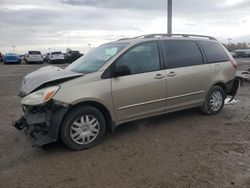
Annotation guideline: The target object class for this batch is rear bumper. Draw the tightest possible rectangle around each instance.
[26,58,43,63]
[4,60,21,64]
[49,59,65,63]
[13,101,70,146]
[26,61,43,64]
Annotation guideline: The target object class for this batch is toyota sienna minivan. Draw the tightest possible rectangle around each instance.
[14,34,239,150]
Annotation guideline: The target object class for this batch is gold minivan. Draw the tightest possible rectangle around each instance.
[14,34,239,150]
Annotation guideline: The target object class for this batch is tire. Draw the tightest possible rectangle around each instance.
[201,86,226,115]
[60,105,106,150]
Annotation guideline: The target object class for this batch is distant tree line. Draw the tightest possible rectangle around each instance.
[223,42,250,52]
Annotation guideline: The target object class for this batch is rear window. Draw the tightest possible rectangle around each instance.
[69,51,80,54]
[29,51,41,55]
[52,52,62,55]
[163,40,203,69]
[5,53,17,56]
[199,41,229,63]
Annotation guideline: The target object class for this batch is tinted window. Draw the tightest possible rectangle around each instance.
[70,51,80,54]
[5,53,18,57]
[199,41,229,63]
[29,51,41,55]
[163,40,203,69]
[116,42,160,74]
[52,52,62,55]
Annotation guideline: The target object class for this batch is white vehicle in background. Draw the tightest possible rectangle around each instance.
[48,51,65,64]
[25,51,43,64]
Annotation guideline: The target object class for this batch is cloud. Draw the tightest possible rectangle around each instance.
[61,0,166,10]
[0,0,250,54]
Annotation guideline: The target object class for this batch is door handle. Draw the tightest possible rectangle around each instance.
[154,74,164,79]
[167,71,177,77]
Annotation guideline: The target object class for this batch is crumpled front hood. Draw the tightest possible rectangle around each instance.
[19,66,83,97]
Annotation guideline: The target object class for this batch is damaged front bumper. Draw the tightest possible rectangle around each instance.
[13,101,70,146]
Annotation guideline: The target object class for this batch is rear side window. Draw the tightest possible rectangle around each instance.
[199,41,229,63]
[163,40,203,69]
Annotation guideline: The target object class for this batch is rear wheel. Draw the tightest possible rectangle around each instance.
[60,105,106,150]
[201,86,226,115]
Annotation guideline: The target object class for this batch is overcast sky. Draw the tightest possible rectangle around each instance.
[0,0,250,54]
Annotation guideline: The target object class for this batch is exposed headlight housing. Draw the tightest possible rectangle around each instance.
[21,86,60,106]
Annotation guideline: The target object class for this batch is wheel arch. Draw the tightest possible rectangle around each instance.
[213,82,227,94]
[63,100,115,132]
[201,81,227,115]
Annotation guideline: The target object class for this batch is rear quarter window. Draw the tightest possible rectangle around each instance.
[199,41,229,63]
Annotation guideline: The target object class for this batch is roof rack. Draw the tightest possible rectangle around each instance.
[117,38,132,41]
[134,33,217,40]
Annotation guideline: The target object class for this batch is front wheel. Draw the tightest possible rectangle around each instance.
[201,86,226,115]
[60,105,106,150]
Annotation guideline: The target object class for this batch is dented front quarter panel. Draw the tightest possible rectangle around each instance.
[14,66,115,146]
[52,71,117,123]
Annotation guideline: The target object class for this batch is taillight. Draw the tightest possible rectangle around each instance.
[230,59,238,70]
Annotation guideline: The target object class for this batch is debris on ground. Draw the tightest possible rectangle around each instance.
[225,98,239,105]
[236,70,250,85]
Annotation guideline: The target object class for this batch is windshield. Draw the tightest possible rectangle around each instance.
[66,43,127,73]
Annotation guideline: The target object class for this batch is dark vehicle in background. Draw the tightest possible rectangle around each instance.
[65,50,83,63]
[232,49,250,58]
[19,55,25,63]
[25,51,43,64]
[48,51,65,64]
[0,52,3,62]
[3,53,21,64]
[43,53,49,63]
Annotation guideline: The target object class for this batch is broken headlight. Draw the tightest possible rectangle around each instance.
[21,86,60,106]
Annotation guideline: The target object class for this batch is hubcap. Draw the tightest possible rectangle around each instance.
[70,115,100,145]
[209,91,223,111]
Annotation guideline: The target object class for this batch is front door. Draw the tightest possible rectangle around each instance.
[111,41,167,122]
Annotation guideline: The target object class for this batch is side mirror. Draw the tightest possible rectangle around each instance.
[113,65,131,77]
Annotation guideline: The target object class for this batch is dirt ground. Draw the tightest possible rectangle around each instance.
[0,59,250,188]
